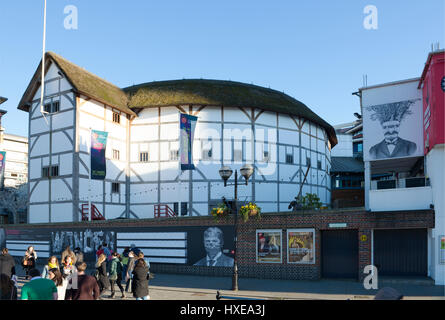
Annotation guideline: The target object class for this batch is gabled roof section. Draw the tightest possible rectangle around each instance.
[18,52,136,116]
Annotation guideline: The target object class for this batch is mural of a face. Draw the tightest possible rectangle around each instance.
[203,228,223,257]
[382,120,400,144]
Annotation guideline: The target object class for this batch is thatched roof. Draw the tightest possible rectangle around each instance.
[18,53,337,146]
[124,79,337,146]
[18,52,136,116]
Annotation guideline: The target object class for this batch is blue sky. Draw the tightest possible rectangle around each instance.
[0,1,443,136]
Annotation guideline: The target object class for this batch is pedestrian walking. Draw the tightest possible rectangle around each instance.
[22,246,37,278]
[72,262,100,300]
[125,251,136,292]
[0,274,17,300]
[121,247,130,280]
[96,245,104,261]
[61,246,77,266]
[0,248,16,279]
[42,256,59,279]
[48,268,68,300]
[109,252,125,298]
[61,255,76,278]
[74,247,84,263]
[95,253,110,296]
[132,254,150,300]
[102,243,112,261]
[21,268,58,300]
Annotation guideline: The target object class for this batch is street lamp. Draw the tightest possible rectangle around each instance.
[218,164,254,291]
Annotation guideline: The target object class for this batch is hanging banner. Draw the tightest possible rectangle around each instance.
[90,130,108,180]
[0,151,6,190]
[180,113,197,170]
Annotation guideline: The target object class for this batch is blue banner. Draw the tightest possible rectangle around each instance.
[180,113,197,170]
[91,130,108,180]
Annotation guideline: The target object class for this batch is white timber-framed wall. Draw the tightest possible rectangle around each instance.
[25,60,332,223]
[129,105,332,219]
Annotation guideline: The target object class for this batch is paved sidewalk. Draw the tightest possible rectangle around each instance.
[14,266,445,300]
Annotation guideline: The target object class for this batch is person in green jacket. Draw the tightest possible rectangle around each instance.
[109,252,125,299]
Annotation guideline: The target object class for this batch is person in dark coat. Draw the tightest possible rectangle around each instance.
[95,253,110,296]
[0,248,16,279]
[22,246,37,277]
[0,274,17,300]
[132,256,150,300]
[125,251,136,292]
[71,262,100,300]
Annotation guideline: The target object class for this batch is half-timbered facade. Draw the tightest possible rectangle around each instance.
[18,52,337,223]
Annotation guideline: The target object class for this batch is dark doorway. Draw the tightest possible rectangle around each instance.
[374,229,427,277]
[321,230,359,279]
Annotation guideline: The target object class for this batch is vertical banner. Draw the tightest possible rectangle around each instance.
[0,151,6,190]
[90,130,108,180]
[180,113,197,170]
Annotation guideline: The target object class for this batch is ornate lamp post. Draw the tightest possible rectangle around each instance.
[219,164,254,291]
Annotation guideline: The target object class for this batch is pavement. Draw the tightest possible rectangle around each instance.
[13,264,445,300]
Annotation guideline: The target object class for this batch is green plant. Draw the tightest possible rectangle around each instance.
[297,193,322,211]
[210,203,231,222]
[239,202,262,222]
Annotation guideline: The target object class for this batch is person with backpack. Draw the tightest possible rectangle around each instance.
[109,252,125,298]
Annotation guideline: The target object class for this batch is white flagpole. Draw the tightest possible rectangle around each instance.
[40,0,49,125]
[89,127,92,221]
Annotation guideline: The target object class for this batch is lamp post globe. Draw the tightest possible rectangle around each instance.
[219,166,233,186]
[240,164,254,184]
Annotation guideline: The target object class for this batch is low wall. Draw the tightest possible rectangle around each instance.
[0,209,434,282]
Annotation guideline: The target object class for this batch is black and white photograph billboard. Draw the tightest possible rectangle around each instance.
[362,81,423,162]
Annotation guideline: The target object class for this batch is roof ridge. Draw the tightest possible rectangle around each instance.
[47,51,124,92]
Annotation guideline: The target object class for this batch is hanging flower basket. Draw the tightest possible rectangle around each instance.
[211,203,231,222]
[239,203,261,222]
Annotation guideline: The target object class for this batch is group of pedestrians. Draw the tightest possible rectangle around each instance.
[0,243,151,300]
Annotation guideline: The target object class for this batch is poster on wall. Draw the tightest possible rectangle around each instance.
[287,229,315,264]
[0,151,6,190]
[91,130,108,180]
[256,229,282,263]
[440,236,445,264]
[363,99,423,161]
[191,226,235,267]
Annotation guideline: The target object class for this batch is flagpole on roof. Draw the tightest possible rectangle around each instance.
[40,0,49,125]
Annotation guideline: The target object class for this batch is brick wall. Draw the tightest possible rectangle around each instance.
[3,208,434,281]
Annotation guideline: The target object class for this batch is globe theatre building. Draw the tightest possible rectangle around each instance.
[18,52,337,223]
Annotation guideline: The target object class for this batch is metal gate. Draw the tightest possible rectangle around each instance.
[321,230,358,279]
[374,229,427,277]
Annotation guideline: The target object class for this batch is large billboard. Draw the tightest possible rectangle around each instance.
[362,81,423,161]
[3,225,235,267]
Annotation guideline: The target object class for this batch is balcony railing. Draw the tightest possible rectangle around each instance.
[371,177,430,190]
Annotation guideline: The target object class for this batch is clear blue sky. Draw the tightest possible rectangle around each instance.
[0,1,443,136]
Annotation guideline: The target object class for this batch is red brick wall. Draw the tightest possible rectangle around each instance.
[4,209,434,281]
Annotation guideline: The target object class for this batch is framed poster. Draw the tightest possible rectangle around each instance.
[287,229,315,264]
[440,236,445,265]
[256,229,282,263]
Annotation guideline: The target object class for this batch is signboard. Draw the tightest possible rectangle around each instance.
[180,113,197,170]
[287,229,315,264]
[363,98,423,161]
[90,130,108,180]
[329,223,347,228]
[0,151,6,190]
[256,229,282,263]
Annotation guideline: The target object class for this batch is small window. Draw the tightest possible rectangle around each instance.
[170,149,179,161]
[112,149,120,160]
[52,101,60,113]
[42,166,50,178]
[306,157,311,167]
[112,112,121,124]
[11,173,18,177]
[111,182,120,194]
[139,152,149,162]
[51,165,59,177]
[43,103,51,113]
[286,154,294,164]
[263,151,270,162]
[202,148,212,160]
[317,160,322,170]
[181,202,188,216]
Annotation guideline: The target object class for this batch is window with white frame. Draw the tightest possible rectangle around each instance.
[111,182,120,193]
[285,147,294,164]
[112,112,121,124]
[139,152,149,162]
[112,149,120,160]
